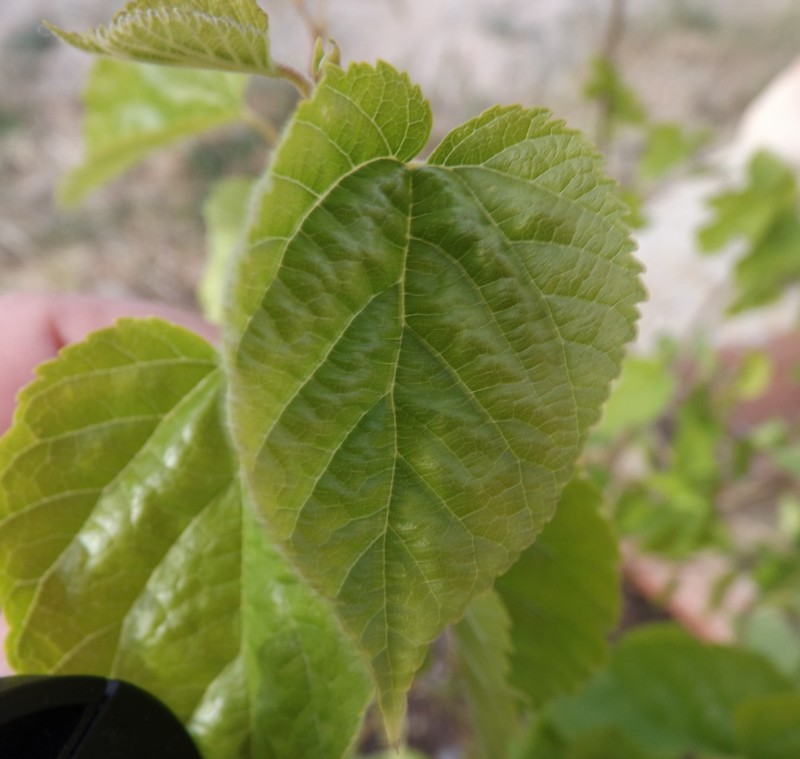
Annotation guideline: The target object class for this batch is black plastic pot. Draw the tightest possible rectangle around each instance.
[0,675,202,758]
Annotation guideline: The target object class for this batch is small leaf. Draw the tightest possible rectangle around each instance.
[729,211,800,313]
[453,590,521,759]
[201,177,254,324]
[224,60,644,737]
[698,150,797,253]
[495,480,620,706]
[583,56,647,126]
[45,0,279,80]
[550,624,793,757]
[0,319,371,759]
[61,58,248,204]
[638,122,707,180]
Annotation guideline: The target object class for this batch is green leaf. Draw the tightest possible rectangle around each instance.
[735,693,800,759]
[61,58,248,204]
[224,60,644,737]
[0,319,371,758]
[453,590,521,759]
[583,56,647,126]
[698,150,797,253]
[638,122,707,181]
[518,721,657,759]
[740,606,800,678]
[45,0,281,81]
[495,480,620,706]
[728,211,800,313]
[594,355,676,439]
[550,624,793,757]
[201,177,254,324]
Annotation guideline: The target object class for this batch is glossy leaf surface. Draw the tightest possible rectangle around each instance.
[224,60,643,735]
[61,58,247,204]
[0,319,370,758]
[495,480,620,706]
[46,0,276,79]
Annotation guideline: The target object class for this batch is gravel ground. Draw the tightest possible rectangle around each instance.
[1,0,798,308]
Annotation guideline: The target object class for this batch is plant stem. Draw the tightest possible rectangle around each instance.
[595,0,627,151]
[274,63,313,98]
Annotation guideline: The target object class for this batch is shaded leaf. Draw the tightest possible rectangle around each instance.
[550,624,792,757]
[0,319,371,759]
[61,58,247,204]
[735,693,800,759]
[46,0,279,80]
[224,60,643,737]
[495,480,620,706]
[453,590,520,759]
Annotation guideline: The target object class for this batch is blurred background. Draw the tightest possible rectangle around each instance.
[1,0,799,340]
[3,0,800,677]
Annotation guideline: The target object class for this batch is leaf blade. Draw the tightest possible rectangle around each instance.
[61,58,247,204]
[453,590,521,759]
[225,61,643,738]
[495,480,621,706]
[45,0,277,79]
[0,318,371,759]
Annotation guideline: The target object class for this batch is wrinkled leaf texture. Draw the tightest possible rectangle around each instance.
[224,60,643,736]
[46,0,275,78]
[0,319,371,759]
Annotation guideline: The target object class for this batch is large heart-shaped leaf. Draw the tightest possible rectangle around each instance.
[224,60,644,736]
[0,319,371,758]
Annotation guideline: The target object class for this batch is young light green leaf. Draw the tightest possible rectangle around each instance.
[61,58,248,204]
[224,60,644,738]
[201,177,254,324]
[699,151,797,253]
[638,122,707,181]
[45,0,284,82]
[0,319,371,759]
[495,480,620,706]
[593,354,676,439]
[453,590,521,759]
[549,624,793,757]
[583,56,647,127]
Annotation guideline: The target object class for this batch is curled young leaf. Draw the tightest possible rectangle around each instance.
[45,0,307,89]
